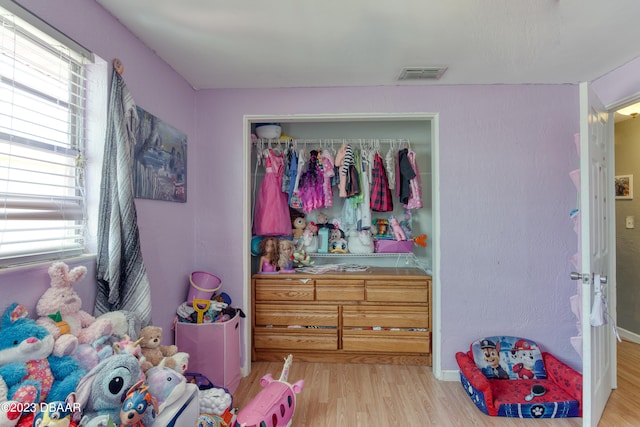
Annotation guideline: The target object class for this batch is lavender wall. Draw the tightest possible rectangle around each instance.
[195,85,582,371]
[0,258,97,321]
[2,1,586,373]
[6,0,200,343]
[592,56,640,108]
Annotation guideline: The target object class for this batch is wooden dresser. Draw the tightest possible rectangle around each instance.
[251,267,431,365]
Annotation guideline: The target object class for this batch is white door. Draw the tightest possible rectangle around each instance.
[578,82,616,427]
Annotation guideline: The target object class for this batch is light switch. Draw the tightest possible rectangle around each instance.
[626,216,635,229]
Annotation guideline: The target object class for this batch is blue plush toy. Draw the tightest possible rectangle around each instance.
[75,352,143,426]
[0,303,84,422]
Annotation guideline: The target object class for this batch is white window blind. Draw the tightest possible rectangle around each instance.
[0,6,89,266]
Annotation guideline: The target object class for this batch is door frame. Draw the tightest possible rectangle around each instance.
[610,92,640,347]
[601,90,640,355]
[241,112,441,377]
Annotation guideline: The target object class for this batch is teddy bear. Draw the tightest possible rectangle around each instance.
[292,217,306,240]
[138,326,178,372]
[0,303,85,425]
[35,262,113,357]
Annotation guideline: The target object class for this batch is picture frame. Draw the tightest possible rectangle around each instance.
[133,106,187,203]
[615,175,633,200]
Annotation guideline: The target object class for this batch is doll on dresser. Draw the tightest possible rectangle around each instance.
[278,239,296,273]
[258,237,279,273]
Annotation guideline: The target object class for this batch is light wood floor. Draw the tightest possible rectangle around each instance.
[233,340,640,426]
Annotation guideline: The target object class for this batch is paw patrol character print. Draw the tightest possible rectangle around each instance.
[480,339,509,379]
[120,380,158,426]
[511,339,538,379]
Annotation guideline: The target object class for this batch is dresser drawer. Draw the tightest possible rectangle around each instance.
[365,280,429,303]
[254,278,314,301]
[342,305,429,329]
[316,279,365,301]
[342,329,430,353]
[255,303,338,327]
[254,327,338,351]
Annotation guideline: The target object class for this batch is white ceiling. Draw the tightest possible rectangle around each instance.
[95,0,640,90]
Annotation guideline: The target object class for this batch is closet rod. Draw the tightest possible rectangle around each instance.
[253,138,412,145]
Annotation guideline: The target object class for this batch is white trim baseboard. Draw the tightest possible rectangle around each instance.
[618,327,640,344]
[440,369,461,382]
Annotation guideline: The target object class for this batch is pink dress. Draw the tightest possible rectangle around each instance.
[253,149,292,236]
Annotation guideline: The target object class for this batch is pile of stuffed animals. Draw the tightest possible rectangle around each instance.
[0,262,192,427]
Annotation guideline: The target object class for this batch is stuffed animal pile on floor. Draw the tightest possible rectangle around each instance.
[0,262,191,427]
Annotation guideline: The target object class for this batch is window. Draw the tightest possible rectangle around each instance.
[0,5,91,266]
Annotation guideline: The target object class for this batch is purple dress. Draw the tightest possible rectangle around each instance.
[253,149,291,236]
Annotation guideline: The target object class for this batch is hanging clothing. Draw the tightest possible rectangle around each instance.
[253,148,291,235]
[346,147,361,199]
[290,149,305,209]
[370,152,393,212]
[404,148,423,209]
[335,143,349,197]
[385,147,396,190]
[357,150,372,229]
[321,149,335,208]
[281,145,293,194]
[95,67,152,327]
[286,149,298,206]
[299,150,325,213]
[397,148,416,205]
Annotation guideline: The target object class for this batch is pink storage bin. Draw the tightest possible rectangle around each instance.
[374,239,413,253]
[175,313,241,393]
[187,271,221,303]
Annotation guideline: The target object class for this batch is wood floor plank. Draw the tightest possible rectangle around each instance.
[233,340,639,426]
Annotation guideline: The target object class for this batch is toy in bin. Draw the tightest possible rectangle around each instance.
[192,299,211,324]
[235,354,304,427]
[187,271,222,303]
[186,373,236,427]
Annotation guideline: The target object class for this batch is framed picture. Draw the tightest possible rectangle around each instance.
[615,175,633,200]
[133,106,187,202]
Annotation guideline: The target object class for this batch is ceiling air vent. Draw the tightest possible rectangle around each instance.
[398,67,447,81]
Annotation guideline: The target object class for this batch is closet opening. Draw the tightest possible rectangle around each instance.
[241,113,440,377]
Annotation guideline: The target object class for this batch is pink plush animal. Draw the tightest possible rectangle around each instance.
[35,262,112,357]
[389,216,406,241]
[236,355,304,427]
